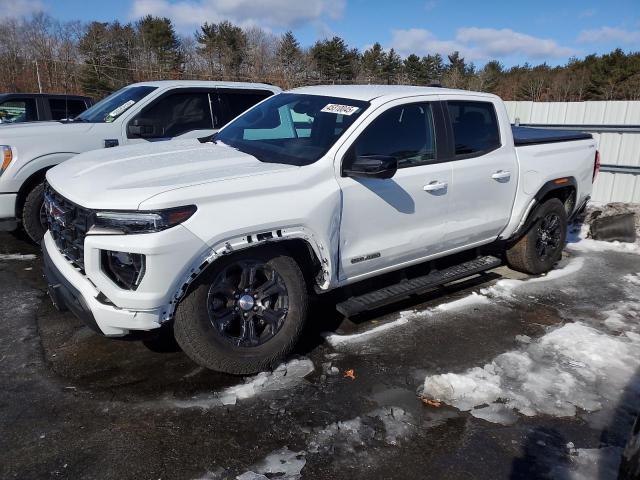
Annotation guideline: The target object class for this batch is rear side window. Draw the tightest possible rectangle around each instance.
[217,90,273,126]
[0,98,37,123]
[49,99,88,120]
[351,103,436,169]
[447,101,500,158]
[136,92,213,138]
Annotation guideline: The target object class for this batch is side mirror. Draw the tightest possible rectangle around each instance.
[342,152,398,179]
[127,118,161,138]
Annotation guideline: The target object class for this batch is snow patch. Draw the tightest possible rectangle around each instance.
[434,292,490,311]
[236,406,415,479]
[324,313,411,346]
[421,317,640,422]
[174,358,314,409]
[237,447,306,480]
[550,446,624,480]
[0,253,37,261]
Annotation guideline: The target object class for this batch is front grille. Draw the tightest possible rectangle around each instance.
[44,184,95,272]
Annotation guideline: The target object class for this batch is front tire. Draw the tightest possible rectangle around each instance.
[173,247,308,374]
[506,198,568,275]
[22,182,47,244]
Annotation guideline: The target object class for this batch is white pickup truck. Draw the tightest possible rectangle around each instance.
[42,85,599,374]
[0,80,280,241]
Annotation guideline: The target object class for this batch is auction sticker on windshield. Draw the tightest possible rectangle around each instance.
[321,104,360,115]
[106,100,136,122]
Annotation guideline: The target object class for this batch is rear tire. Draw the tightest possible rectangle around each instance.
[506,198,567,275]
[173,247,308,374]
[22,182,47,244]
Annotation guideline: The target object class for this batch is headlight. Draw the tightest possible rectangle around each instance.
[101,250,145,290]
[90,205,197,234]
[0,146,13,176]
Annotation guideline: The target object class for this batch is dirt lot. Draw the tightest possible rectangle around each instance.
[1,228,639,480]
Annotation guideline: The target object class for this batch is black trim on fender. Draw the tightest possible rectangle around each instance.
[508,177,578,243]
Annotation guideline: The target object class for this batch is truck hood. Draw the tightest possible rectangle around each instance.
[0,120,93,139]
[46,140,297,209]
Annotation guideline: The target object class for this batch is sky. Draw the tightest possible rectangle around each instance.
[4,0,640,67]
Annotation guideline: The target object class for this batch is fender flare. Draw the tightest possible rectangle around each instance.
[509,176,577,243]
[160,226,332,323]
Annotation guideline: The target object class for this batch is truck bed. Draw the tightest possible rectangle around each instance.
[512,125,592,146]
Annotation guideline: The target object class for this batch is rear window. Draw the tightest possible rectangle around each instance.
[49,98,88,120]
[447,101,500,157]
[0,98,37,123]
[217,90,273,126]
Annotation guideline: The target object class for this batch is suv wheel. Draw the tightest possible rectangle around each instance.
[506,198,568,275]
[22,182,47,244]
[173,247,308,374]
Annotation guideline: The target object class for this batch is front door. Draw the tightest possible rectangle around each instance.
[337,100,452,281]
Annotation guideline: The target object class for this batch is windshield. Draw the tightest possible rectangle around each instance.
[75,86,157,123]
[213,93,369,166]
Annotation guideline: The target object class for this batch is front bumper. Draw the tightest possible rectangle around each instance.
[43,232,164,336]
[0,193,17,231]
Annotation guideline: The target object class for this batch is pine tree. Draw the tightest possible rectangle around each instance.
[361,43,384,83]
[137,15,183,76]
[381,48,401,84]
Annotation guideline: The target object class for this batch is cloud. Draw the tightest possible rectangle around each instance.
[0,0,44,18]
[130,0,345,31]
[577,26,640,44]
[390,27,576,61]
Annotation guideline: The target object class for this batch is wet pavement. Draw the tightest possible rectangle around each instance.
[1,228,639,480]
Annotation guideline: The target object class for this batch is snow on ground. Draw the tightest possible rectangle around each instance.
[233,407,416,479]
[421,283,640,422]
[174,358,315,409]
[567,222,640,255]
[0,253,37,261]
[549,446,624,480]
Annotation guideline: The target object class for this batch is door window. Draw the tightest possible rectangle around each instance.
[447,101,501,158]
[49,98,89,120]
[216,90,274,126]
[134,92,213,138]
[0,98,37,123]
[350,103,436,169]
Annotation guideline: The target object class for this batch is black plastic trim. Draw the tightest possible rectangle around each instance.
[42,240,103,335]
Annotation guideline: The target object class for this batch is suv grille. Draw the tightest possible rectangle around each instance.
[44,184,94,271]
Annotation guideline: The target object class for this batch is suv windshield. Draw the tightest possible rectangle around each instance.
[75,86,157,123]
[213,93,369,166]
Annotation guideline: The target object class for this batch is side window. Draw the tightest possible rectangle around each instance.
[0,98,37,123]
[49,99,89,120]
[217,90,273,126]
[134,92,213,138]
[350,103,436,169]
[447,101,501,157]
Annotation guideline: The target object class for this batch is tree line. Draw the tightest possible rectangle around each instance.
[0,13,638,101]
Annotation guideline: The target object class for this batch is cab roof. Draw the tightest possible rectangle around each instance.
[289,84,495,102]
[130,80,281,92]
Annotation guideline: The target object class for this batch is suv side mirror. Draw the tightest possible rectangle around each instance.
[127,118,161,138]
[342,152,398,179]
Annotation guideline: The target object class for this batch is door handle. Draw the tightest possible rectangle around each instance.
[423,181,448,192]
[491,170,511,181]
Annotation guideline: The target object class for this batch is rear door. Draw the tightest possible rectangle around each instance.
[336,99,452,280]
[439,96,518,249]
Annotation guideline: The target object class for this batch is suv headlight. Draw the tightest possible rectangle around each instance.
[90,205,197,234]
[0,146,13,176]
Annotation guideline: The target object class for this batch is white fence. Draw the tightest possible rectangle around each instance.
[505,101,640,204]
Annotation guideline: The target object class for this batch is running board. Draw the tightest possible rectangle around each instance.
[336,255,501,317]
